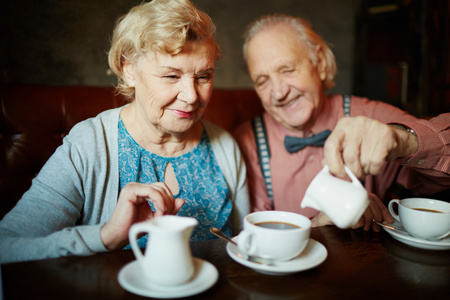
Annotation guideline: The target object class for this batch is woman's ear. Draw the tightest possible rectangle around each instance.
[122,60,136,87]
[316,47,327,81]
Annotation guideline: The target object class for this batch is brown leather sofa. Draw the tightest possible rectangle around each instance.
[0,84,263,219]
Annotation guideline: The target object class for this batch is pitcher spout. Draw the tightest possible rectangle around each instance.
[301,196,321,210]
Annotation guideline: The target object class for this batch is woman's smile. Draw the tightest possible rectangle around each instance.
[169,108,195,118]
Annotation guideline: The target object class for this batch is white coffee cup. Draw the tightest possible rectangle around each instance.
[301,165,369,229]
[129,216,198,286]
[388,198,450,240]
[236,211,311,262]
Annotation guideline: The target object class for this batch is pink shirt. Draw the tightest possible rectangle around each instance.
[234,95,450,217]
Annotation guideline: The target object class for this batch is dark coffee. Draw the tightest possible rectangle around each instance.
[255,221,300,229]
[413,208,444,213]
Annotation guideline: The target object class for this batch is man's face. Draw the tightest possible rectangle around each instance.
[246,23,327,131]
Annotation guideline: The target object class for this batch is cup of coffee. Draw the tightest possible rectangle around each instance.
[236,211,311,262]
[388,198,450,240]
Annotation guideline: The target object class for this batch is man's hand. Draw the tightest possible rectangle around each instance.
[352,193,394,231]
[311,211,333,227]
[324,116,418,180]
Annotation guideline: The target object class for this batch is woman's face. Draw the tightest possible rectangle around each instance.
[246,23,327,131]
[124,41,216,135]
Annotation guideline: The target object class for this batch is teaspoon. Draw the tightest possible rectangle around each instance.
[210,227,237,245]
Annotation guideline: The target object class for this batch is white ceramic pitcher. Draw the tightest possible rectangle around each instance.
[129,215,198,286]
[301,165,369,229]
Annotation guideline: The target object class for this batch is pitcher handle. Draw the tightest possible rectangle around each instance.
[129,222,149,261]
[322,165,363,187]
[343,166,364,187]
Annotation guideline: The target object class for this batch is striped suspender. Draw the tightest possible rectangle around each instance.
[343,94,351,117]
[251,115,274,204]
[251,95,352,207]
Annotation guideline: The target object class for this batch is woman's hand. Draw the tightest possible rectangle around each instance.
[100,182,185,250]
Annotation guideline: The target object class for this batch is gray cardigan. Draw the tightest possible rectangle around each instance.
[0,107,249,263]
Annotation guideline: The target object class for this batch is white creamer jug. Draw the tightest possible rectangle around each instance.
[129,215,198,286]
[301,165,369,229]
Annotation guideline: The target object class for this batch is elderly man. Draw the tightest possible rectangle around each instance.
[234,14,450,230]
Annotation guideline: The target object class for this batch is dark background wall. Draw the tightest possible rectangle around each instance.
[2,0,448,117]
[0,0,356,95]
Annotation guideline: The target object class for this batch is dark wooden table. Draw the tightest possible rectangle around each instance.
[2,225,449,299]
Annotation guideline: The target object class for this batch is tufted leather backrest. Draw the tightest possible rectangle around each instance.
[0,85,126,218]
[0,84,263,218]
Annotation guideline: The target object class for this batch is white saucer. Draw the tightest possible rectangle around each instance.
[118,257,218,298]
[380,220,450,250]
[226,238,327,275]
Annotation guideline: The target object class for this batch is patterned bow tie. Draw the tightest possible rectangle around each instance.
[284,130,332,153]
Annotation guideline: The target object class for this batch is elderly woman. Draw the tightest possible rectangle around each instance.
[0,0,249,264]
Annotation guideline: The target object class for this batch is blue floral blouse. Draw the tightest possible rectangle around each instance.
[118,119,232,248]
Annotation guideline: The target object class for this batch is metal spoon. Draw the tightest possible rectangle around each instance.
[209,227,274,265]
[210,227,238,245]
[375,219,450,241]
[373,219,413,236]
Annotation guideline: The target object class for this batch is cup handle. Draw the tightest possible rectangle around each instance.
[236,231,257,256]
[129,222,148,261]
[388,199,401,222]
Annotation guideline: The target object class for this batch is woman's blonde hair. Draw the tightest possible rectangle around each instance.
[108,0,220,100]
[243,14,336,90]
